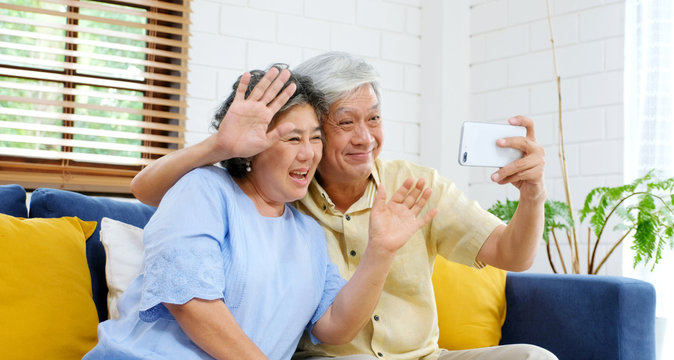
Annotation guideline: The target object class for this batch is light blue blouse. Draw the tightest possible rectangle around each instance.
[84,166,346,360]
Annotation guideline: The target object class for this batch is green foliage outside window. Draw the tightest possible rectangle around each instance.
[0,0,149,158]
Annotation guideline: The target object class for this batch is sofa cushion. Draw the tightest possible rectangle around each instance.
[0,214,99,359]
[432,256,507,350]
[100,217,145,319]
[29,188,156,321]
[501,273,656,360]
[0,184,28,217]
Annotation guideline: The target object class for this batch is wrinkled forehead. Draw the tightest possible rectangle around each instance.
[331,84,381,116]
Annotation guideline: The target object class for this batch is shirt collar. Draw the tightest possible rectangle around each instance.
[308,159,382,214]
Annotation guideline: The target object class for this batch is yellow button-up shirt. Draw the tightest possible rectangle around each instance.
[293,158,503,360]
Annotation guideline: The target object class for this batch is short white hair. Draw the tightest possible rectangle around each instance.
[293,51,382,106]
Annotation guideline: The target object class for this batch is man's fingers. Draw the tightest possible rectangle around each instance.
[417,209,438,230]
[496,136,531,153]
[373,187,387,210]
[419,208,438,227]
[390,178,414,204]
[493,156,532,183]
[492,142,544,182]
[508,115,536,141]
[402,179,426,209]
[496,165,544,186]
[410,188,432,215]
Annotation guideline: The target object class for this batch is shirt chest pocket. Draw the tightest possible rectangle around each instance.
[385,238,430,296]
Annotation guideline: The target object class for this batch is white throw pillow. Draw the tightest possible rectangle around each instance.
[100,217,144,319]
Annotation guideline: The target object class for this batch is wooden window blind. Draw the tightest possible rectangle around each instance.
[0,0,190,194]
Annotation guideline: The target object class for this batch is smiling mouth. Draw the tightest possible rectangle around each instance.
[346,150,373,160]
[347,145,376,158]
[290,170,309,181]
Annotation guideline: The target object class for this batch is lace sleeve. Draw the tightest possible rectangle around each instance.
[137,168,231,322]
[138,243,226,322]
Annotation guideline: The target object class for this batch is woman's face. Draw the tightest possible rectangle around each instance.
[247,103,322,212]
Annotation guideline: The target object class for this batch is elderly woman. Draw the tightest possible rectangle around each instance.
[85,65,435,360]
[131,53,557,360]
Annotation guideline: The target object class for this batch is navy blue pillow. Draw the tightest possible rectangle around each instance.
[29,188,156,322]
[0,184,28,217]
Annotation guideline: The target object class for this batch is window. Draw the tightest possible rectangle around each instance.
[624,1,673,358]
[0,0,190,194]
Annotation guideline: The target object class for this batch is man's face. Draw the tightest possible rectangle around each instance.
[318,84,383,185]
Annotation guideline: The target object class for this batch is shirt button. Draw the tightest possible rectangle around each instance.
[322,205,326,210]
[345,215,351,220]
[377,352,383,357]
[350,250,357,256]
[373,315,380,321]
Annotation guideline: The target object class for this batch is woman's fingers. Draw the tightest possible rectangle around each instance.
[244,67,280,101]
[267,82,297,114]
[265,121,295,144]
[245,67,292,104]
[234,68,294,114]
[233,72,251,102]
[260,68,292,105]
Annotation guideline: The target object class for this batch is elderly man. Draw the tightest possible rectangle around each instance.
[131,52,556,360]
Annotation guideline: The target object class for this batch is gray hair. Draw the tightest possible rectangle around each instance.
[212,64,328,178]
[293,51,382,106]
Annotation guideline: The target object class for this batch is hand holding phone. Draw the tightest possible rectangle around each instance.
[458,122,526,168]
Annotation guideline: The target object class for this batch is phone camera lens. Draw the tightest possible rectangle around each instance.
[462,152,468,163]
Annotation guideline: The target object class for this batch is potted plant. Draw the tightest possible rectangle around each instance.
[489,170,674,274]
[496,1,674,274]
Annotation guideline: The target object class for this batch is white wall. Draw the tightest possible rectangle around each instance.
[186,0,425,165]
[469,0,626,275]
[186,0,628,275]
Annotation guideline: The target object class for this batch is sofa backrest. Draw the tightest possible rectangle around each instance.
[0,184,28,218]
[26,188,156,321]
[1,184,509,347]
[2,184,510,352]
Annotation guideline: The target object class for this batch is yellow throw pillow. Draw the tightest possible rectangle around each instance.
[432,256,507,350]
[0,214,99,360]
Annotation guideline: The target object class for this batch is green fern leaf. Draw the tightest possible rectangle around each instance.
[632,212,656,267]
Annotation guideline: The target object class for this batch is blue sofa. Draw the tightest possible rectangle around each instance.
[0,184,657,360]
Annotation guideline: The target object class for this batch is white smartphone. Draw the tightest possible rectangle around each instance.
[458,122,526,167]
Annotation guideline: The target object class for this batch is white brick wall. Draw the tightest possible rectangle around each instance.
[469,0,626,275]
[186,0,424,163]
